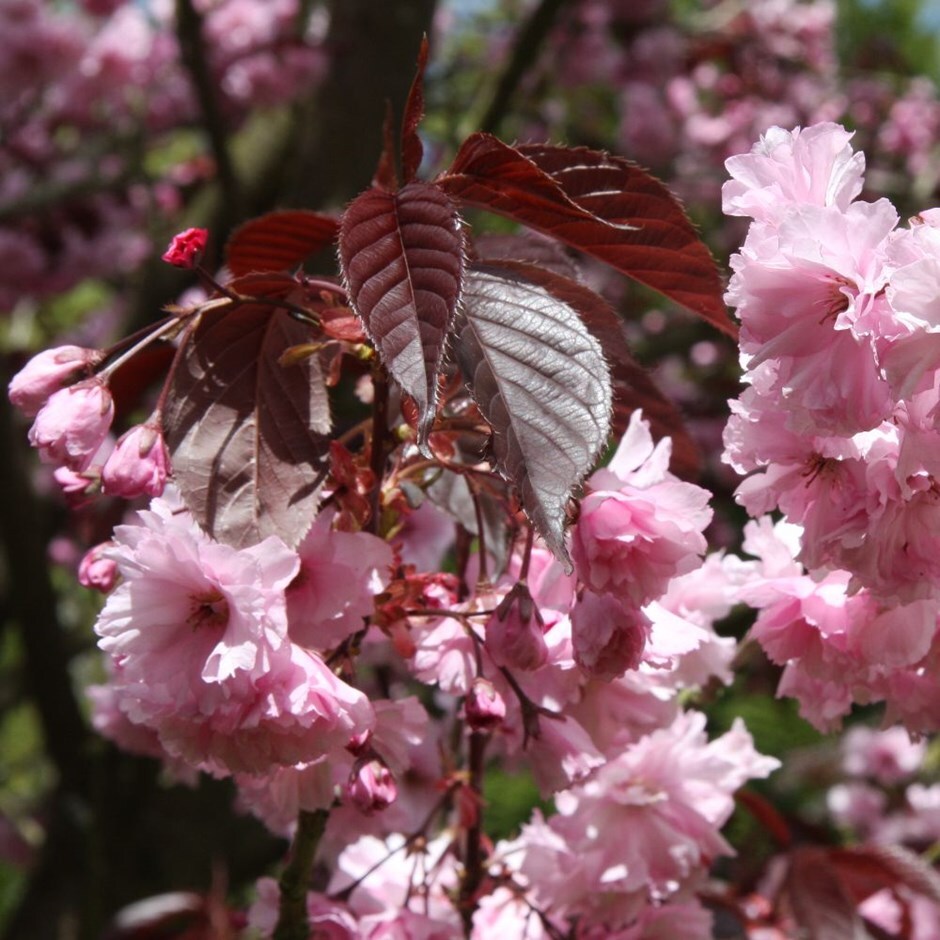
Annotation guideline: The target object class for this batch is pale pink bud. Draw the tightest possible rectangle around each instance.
[54,465,101,503]
[78,542,118,593]
[8,345,102,417]
[464,678,506,731]
[101,423,170,498]
[161,227,208,268]
[346,759,397,815]
[28,379,114,470]
[484,583,548,671]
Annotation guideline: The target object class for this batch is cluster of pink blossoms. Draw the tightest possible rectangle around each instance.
[47,397,776,935]
[724,122,940,732]
[8,338,171,512]
[227,412,773,937]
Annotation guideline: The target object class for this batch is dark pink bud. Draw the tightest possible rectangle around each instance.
[101,423,170,498]
[346,729,372,755]
[464,678,506,731]
[78,542,118,593]
[161,227,208,268]
[346,759,397,815]
[570,591,649,681]
[484,582,548,671]
[8,345,102,417]
[28,379,114,470]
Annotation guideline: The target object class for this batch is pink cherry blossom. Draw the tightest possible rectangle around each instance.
[571,411,711,608]
[346,759,397,815]
[464,677,506,730]
[723,122,865,223]
[78,541,118,592]
[28,378,114,470]
[484,582,549,671]
[235,696,431,835]
[94,493,373,775]
[286,509,393,650]
[8,344,102,417]
[841,726,927,785]
[329,834,461,936]
[510,711,777,929]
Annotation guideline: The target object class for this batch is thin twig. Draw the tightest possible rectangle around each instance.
[175,0,241,230]
[476,0,568,136]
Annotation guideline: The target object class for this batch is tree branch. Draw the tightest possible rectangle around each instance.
[477,0,568,136]
[175,0,241,234]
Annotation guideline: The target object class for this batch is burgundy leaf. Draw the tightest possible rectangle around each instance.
[401,35,429,184]
[373,100,399,191]
[226,210,339,277]
[831,844,940,906]
[339,181,464,450]
[164,305,331,549]
[439,134,734,336]
[786,848,869,940]
[475,259,701,478]
[226,271,301,299]
[455,263,612,566]
[473,231,582,281]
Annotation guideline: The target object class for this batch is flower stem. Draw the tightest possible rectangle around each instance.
[274,809,329,940]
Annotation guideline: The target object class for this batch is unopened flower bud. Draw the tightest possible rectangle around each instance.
[102,423,170,498]
[9,345,102,417]
[79,542,118,593]
[28,379,114,470]
[161,227,208,268]
[54,465,101,504]
[346,729,372,755]
[346,759,397,815]
[570,591,649,681]
[464,678,506,731]
[484,582,547,671]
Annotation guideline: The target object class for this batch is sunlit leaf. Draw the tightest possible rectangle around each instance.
[226,210,338,277]
[440,134,733,335]
[339,181,464,450]
[476,259,701,478]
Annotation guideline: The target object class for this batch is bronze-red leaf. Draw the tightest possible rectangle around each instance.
[226,210,339,277]
[339,181,464,450]
[163,304,331,548]
[439,134,733,336]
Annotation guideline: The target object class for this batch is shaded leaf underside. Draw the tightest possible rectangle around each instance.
[164,304,331,549]
[455,263,612,565]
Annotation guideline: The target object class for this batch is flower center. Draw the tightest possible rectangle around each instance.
[818,275,854,324]
[187,588,229,631]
